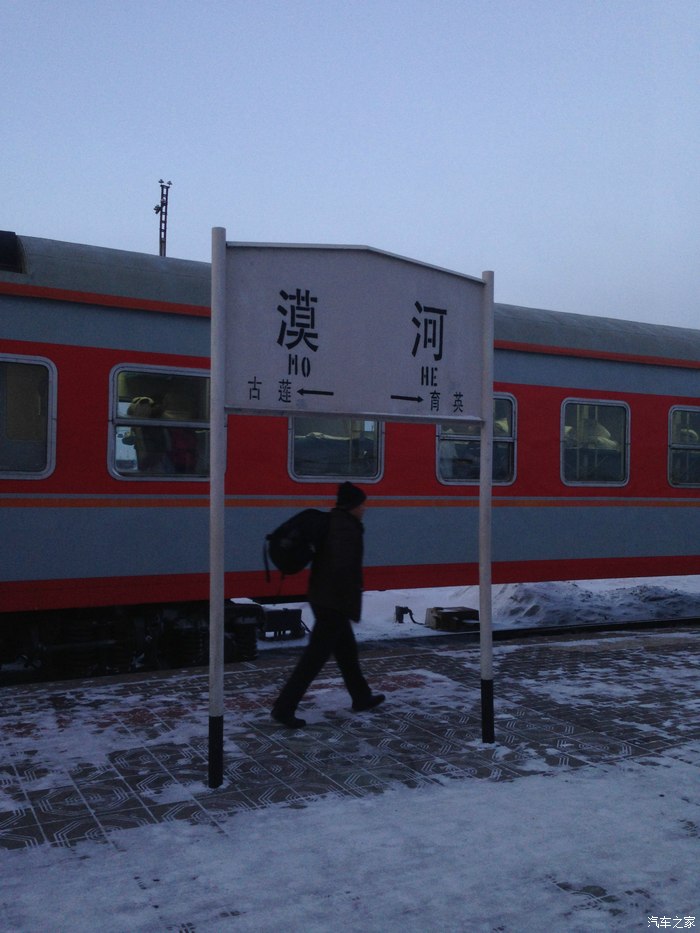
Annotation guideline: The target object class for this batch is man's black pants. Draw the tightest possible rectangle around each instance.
[273,604,372,714]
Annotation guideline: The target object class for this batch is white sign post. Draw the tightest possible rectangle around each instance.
[208,229,228,787]
[208,229,494,787]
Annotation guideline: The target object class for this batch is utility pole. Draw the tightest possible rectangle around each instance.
[153,180,172,256]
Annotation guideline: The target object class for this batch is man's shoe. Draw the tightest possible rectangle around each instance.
[271,708,306,729]
[352,694,386,713]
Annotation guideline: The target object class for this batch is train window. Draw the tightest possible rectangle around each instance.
[0,356,55,478]
[562,400,629,485]
[111,367,210,478]
[290,417,382,480]
[669,407,700,487]
[437,396,515,484]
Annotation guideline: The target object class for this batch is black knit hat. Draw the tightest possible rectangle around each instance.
[336,481,367,510]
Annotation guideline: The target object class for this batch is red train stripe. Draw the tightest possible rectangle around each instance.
[496,338,700,370]
[0,281,210,317]
[4,554,700,613]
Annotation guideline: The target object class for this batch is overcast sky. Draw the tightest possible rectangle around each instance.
[4,0,699,327]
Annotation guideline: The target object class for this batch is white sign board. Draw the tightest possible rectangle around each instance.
[207,231,495,787]
[223,244,486,422]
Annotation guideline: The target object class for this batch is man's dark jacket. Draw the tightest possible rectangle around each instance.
[307,507,364,621]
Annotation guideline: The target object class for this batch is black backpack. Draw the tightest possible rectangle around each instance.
[264,509,330,579]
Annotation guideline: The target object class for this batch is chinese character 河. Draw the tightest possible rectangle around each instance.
[412,301,446,362]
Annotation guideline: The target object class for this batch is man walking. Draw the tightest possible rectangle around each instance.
[271,482,385,728]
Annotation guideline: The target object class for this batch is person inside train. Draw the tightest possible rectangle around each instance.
[162,391,198,474]
[123,396,170,472]
[565,418,620,450]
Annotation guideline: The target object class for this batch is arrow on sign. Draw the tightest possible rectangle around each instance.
[390,394,424,403]
[298,388,335,397]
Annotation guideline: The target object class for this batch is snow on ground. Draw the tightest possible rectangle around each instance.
[256,575,700,649]
[2,576,699,931]
[2,749,699,933]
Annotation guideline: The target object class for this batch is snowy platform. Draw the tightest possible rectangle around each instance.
[1,624,699,930]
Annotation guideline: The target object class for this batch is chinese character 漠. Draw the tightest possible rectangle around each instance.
[277,289,319,352]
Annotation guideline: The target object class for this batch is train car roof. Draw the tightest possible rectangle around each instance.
[2,232,699,364]
[1,232,210,308]
[494,302,700,363]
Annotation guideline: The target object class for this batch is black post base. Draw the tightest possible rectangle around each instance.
[208,715,224,788]
[481,678,495,743]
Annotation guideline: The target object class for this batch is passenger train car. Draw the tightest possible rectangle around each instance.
[1,231,699,673]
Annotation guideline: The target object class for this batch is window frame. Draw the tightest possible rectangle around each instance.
[435,393,517,486]
[560,398,630,487]
[668,405,700,488]
[287,415,385,484]
[0,353,57,480]
[108,363,211,481]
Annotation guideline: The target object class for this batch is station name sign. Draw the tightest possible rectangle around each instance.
[223,243,487,423]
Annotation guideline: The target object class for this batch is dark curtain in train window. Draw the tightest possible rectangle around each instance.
[0,362,49,473]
